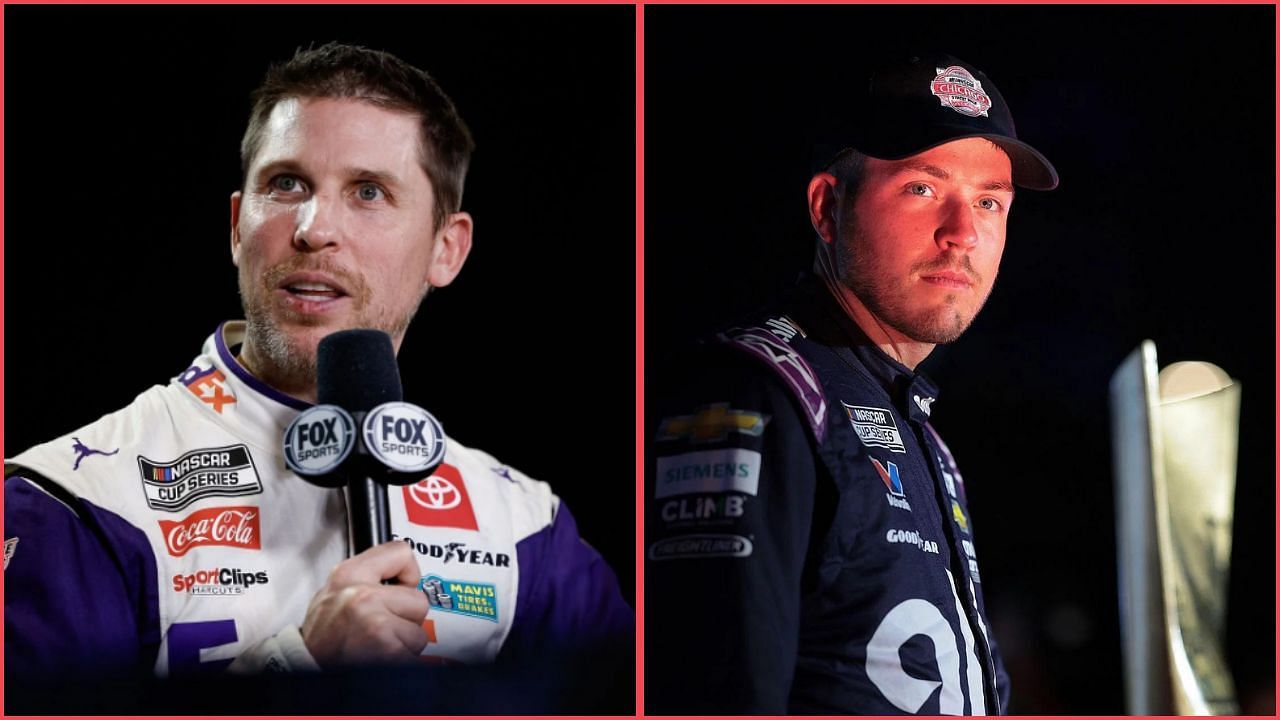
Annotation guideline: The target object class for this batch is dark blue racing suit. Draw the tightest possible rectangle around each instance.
[646,277,1009,714]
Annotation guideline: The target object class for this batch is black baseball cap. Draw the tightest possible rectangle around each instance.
[823,52,1058,190]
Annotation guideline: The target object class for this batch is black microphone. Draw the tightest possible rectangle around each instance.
[283,329,448,557]
[317,329,401,556]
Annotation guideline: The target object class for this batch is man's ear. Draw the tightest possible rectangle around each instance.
[806,172,840,245]
[426,211,474,288]
[230,191,243,266]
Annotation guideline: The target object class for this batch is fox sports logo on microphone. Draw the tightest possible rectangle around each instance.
[283,404,356,476]
[363,401,447,473]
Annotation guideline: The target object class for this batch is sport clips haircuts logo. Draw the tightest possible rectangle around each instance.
[158,506,261,557]
[172,567,268,596]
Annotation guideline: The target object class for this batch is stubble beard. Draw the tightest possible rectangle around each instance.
[238,257,423,395]
[836,215,994,345]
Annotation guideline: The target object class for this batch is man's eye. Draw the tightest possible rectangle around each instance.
[907,183,934,197]
[270,175,305,193]
[357,183,384,201]
[978,197,1003,211]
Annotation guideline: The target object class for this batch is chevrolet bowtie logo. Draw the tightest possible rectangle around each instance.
[656,403,766,443]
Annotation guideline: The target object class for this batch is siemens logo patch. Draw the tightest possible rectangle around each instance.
[843,403,906,453]
[138,445,262,512]
[654,448,761,499]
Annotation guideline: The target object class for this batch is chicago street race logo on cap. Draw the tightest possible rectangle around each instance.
[402,463,479,531]
[930,65,992,118]
[138,445,263,512]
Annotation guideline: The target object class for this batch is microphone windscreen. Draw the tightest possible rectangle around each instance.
[317,329,403,412]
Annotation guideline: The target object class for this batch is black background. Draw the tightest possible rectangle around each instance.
[646,5,1274,715]
[4,5,634,608]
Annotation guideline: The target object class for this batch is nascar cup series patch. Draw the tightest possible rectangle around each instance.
[930,65,992,118]
[364,402,447,473]
[843,403,906,454]
[137,445,263,512]
[283,404,356,476]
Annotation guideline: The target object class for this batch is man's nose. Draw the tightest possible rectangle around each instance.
[935,199,979,251]
[293,195,341,250]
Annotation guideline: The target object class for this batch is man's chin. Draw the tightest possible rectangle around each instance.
[904,310,975,344]
[872,299,976,345]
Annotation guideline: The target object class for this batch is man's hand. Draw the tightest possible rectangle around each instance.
[300,541,429,668]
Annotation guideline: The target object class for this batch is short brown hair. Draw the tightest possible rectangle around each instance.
[826,148,868,204]
[240,42,475,229]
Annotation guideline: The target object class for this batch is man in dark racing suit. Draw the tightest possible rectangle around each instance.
[647,52,1057,714]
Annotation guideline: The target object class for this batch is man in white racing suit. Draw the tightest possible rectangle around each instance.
[4,42,632,711]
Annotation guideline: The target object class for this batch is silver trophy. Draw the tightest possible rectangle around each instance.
[1110,341,1239,714]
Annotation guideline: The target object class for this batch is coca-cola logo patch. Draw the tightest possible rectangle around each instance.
[929,65,992,118]
[158,506,261,557]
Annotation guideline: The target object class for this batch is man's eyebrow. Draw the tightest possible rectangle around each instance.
[344,167,404,187]
[251,161,404,187]
[251,159,303,180]
[891,162,1014,192]
[896,162,951,181]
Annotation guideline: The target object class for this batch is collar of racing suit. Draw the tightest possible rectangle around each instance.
[176,321,314,463]
[788,276,941,427]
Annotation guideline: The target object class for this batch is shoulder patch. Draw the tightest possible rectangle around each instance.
[716,326,827,441]
[763,315,805,342]
[433,440,558,543]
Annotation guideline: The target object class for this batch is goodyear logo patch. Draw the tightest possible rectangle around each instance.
[656,403,766,444]
[655,448,761,499]
[137,445,262,512]
[419,575,498,622]
[844,403,905,453]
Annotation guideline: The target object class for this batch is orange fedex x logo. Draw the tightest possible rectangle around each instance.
[180,365,236,414]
